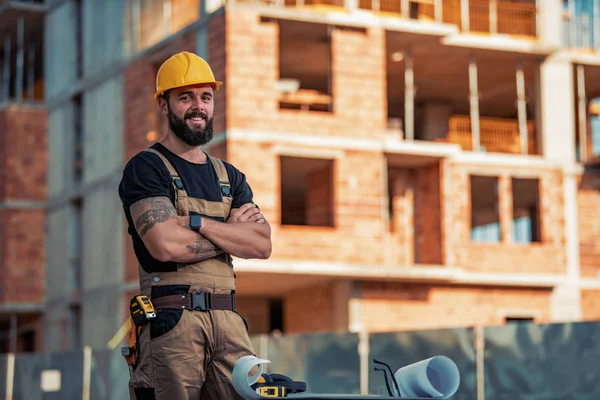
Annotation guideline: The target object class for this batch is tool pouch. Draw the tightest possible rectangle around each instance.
[121,295,156,369]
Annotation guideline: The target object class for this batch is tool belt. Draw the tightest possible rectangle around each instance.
[152,291,236,311]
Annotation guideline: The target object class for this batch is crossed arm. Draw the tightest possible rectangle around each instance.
[130,196,271,263]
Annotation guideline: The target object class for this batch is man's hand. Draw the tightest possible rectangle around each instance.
[228,203,265,224]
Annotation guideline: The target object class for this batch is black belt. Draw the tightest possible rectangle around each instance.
[152,291,235,311]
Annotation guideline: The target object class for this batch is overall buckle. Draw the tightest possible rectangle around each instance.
[191,292,212,311]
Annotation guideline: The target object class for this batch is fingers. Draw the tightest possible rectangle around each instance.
[228,203,264,223]
[247,212,265,223]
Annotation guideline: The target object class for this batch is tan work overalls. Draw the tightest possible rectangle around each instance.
[129,148,255,400]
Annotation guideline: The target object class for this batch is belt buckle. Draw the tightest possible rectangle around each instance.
[191,292,211,311]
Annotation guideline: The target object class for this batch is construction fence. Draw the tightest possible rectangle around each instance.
[0,320,598,399]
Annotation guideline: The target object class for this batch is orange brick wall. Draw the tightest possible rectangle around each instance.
[0,209,46,303]
[581,289,600,320]
[444,162,566,274]
[225,10,387,137]
[358,282,552,332]
[578,170,600,279]
[209,14,227,134]
[0,106,47,201]
[284,283,335,333]
[0,106,47,304]
[415,163,443,264]
[228,140,388,265]
[235,296,271,335]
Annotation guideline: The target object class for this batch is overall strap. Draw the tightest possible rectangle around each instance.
[143,148,187,203]
[207,155,232,218]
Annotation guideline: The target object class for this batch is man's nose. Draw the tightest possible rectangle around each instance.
[190,97,206,112]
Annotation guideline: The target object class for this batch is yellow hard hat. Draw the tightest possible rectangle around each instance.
[154,51,222,100]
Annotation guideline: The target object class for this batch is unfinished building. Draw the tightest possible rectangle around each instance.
[1,0,597,351]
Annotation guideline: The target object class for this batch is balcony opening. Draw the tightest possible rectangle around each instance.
[0,10,45,103]
[470,175,501,243]
[277,21,332,113]
[386,35,540,155]
[512,177,541,243]
[280,156,334,227]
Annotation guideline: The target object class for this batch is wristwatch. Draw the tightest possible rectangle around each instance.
[190,214,202,232]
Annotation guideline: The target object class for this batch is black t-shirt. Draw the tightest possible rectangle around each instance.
[118,142,255,273]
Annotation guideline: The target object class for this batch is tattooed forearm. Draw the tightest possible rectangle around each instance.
[186,238,224,261]
[131,197,177,238]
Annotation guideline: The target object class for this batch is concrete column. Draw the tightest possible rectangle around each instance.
[537,0,565,47]
[434,0,443,22]
[540,59,576,164]
[461,0,470,31]
[132,0,141,52]
[404,48,414,141]
[538,53,583,321]
[163,0,171,36]
[469,56,480,152]
[401,0,409,17]
[516,62,528,155]
[498,175,513,243]
[577,65,588,162]
[345,0,357,12]
[489,0,497,35]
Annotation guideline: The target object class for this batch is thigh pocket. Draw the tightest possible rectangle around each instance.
[150,309,184,340]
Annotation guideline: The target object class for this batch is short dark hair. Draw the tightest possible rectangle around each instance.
[159,89,171,101]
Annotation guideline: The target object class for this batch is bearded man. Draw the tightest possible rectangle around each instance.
[118,51,271,400]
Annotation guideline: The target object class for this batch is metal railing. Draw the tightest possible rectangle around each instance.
[244,0,537,39]
[496,1,537,37]
[446,114,537,155]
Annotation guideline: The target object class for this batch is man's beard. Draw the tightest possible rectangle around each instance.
[167,106,214,147]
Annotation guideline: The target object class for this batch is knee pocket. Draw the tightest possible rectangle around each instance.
[150,309,184,340]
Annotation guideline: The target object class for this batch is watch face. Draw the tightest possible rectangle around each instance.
[191,215,201,229]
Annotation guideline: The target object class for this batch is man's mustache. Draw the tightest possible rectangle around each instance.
[185,111,208,120]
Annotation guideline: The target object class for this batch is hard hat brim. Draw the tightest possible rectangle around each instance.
[154,80,223,101]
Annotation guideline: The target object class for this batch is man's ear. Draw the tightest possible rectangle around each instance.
[158,96,169,116]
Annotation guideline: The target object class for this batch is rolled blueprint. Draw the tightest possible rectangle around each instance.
[232,355,271,400]
[393,355,460,399]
